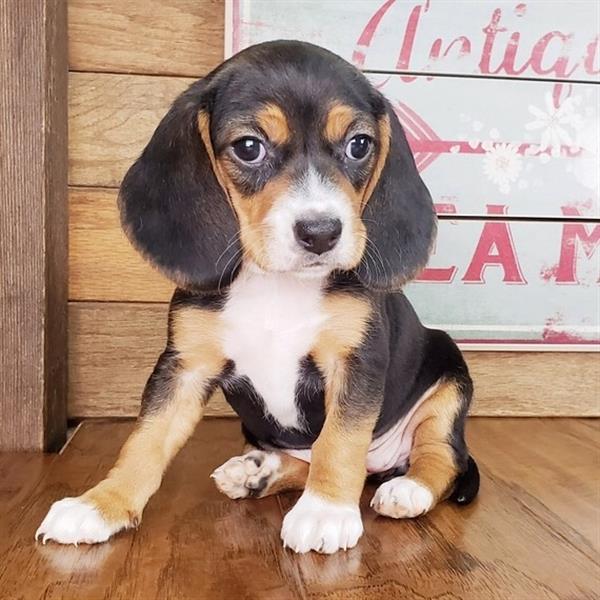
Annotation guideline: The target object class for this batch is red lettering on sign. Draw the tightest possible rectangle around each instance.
[555,207,600,284]
[429,36,471,64]
[352,0,396,67]
[396,4,422,81]
[529,31,578,78]
[462,205,526,284]
[584,36,600,75]
[416,203,457,282]
[479,8,508,74]
[353,2,593,91]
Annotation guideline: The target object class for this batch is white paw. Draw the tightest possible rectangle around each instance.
[370,476,434,518]
[281,491,363,554]
[211,451,280,499]
[35,497,117,545]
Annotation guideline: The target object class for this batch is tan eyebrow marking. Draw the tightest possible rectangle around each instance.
[324,102,357,143]
[255,103,290,145]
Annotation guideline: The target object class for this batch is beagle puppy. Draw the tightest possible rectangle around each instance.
[37,40,479,554]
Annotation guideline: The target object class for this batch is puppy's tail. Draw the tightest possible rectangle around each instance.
[449,455,480,505]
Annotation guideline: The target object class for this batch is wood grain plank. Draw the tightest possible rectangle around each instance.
[69,0,224,77]
[0,0,68,450]
[68,302,232,418]
[467,417,600,554]
[0,452,56,559]
[69,72,194,188]
[69,187,173,302]
[1,418,597,599]
[67,302,600,418]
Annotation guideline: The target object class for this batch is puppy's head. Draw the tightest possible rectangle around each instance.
[119,41,436,292]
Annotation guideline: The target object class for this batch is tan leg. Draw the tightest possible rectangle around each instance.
[279,361,377,553]
[37,306,226,545]
[36,367,213,545]
[305,411,376,504]
[280,293,377,554]
[280,409,377,554]
[212,448,309,499]
[371,381,464,519]
[82,385,206,527]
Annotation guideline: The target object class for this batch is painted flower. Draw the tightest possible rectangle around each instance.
[482,143,523,194]
[526,92,583,157]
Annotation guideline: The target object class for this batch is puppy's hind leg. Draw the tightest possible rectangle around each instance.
[212,449,309,499]
[371,378,479,519]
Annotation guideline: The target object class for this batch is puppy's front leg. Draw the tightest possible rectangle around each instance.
[37,329,224,545]
[281,412,375,554]
[281,354,378,553]
[281,400,376,554]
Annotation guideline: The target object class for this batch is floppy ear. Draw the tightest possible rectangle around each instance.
[118,79,241,292]
[356,101,436,291]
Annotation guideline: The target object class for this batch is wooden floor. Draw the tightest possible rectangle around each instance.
[0,418,598,600]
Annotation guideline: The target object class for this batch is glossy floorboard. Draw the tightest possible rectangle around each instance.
[0,418,598,600]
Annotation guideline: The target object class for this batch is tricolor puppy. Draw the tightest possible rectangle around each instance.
[37,41,479,554]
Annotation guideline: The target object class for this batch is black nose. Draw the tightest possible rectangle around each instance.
[294,218,342,255]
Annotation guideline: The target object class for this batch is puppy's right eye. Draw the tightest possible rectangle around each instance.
[231,137,266,164]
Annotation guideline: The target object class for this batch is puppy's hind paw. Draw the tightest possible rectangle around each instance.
[370,477,434,519]
[211,450,280,499]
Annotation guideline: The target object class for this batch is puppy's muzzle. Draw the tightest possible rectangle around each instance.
[293,218,342,255]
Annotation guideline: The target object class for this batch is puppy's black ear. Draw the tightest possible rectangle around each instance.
[118,79,241,292]
[356,101,436,291]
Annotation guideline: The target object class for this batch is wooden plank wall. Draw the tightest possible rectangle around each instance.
[0,0,68,450]
[67,0,599,418]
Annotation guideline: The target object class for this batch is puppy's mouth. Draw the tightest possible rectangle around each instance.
[294,254,339,277]
[303,258,326,268]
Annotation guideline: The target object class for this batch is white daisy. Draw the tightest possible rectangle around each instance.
[526,92,583,157]
[482,143,523,195]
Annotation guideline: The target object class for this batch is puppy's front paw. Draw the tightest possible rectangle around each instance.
[211,450,280,499]
[370,476,434,518]
[281,491,363,554]
[35,497,119,545]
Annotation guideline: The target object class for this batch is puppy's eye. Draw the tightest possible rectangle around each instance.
[231,137,266,164]
[345,135,372,161]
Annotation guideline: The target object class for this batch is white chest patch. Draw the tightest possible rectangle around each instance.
[221,268,327,429]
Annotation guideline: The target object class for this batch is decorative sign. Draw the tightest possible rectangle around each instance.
[226,0,600,348]
[412,217,599,346]
[227,1,599,82]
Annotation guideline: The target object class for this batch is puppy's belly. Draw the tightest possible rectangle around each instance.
[281,382,438,473]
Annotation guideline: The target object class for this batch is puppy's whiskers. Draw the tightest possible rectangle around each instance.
[217,246,244,293]
[215,231,244,267]
[356,233,388,283]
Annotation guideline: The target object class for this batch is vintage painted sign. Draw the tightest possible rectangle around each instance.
[227,1,599,83]
[411,217,599,346]
[225,1,600,348]
[367,73,599,218]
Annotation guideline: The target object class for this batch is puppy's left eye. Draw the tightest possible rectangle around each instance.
[231,137,266,164]
[345,135,373,161]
